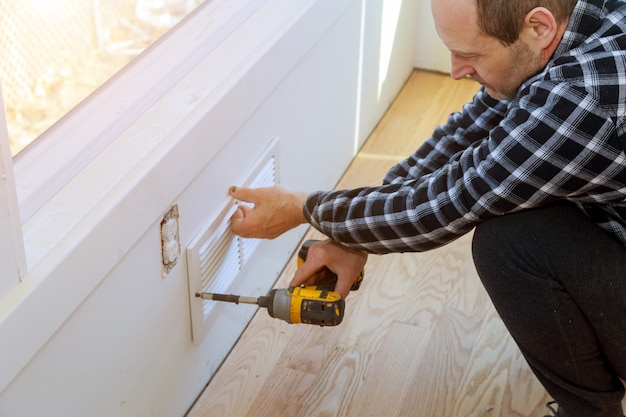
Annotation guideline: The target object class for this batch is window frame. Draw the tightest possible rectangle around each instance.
[12,0,268,224]
[0,87,26,299]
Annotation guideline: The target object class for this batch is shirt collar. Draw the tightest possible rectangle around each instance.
[555,0,607,56]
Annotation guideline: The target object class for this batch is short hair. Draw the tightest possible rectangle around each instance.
[475,0,577,45]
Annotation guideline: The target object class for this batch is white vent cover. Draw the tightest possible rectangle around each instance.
[186,138,280,344]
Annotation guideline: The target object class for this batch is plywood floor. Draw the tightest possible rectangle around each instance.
[186,70,553,417]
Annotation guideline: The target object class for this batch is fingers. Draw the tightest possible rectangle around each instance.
[229,186,256,203]
[228,185,308,239]
[333,278,354,299]
[290,257,321,288]
[290,266,354,298]
[231,206,244,220]
[289,239,368,299]
[228,186,259,237]
[229,206,248,236]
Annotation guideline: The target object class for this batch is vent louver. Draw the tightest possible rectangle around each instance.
[186,138,279,343]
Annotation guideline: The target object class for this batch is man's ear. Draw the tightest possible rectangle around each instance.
[521,7,560,58]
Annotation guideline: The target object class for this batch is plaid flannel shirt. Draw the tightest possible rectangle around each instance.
[304,0,626,254]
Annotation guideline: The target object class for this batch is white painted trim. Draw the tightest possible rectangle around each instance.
[0,86,25,301]
[413,1,450,73]
[0,0,353,394]
[13,0,268,223]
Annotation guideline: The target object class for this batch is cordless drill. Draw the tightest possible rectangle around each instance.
[195,240,364,327]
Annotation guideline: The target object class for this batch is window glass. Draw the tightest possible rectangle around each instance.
[0,0,205,156]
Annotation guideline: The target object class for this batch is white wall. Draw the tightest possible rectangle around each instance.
[358,0,419,147]
[414,0,451,73]
[0,1,417,416]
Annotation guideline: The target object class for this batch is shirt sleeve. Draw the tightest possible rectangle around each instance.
[383,87,508,184]
[303,80,624,254]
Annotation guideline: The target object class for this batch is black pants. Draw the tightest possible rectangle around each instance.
[472,202,626,417]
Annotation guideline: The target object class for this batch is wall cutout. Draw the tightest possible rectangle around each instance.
[161,204,181,278]
[186,138,280,344]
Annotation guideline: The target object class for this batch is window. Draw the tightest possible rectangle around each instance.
[0,0,267,289]
[1,0,205,156]
[6,0,267,223]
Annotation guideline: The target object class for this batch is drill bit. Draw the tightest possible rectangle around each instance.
[195,292,269,307]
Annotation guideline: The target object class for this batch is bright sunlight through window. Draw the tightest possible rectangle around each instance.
[0,0,205,156]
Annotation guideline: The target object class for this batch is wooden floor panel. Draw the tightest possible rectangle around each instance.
[186,70,555,417]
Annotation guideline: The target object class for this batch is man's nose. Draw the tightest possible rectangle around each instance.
[450,55,474,80]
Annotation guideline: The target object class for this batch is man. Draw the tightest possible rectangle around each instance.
[228,0,626,416]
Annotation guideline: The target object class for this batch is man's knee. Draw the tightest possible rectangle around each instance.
[471,213,516,272]
[472,203,579,273]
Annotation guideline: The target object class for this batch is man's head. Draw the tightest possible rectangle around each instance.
[431,0,576,99]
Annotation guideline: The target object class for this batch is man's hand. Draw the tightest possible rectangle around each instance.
[229,186,309,239]
[290,239,368,298]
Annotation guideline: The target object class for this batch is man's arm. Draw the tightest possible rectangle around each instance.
[228,87,508,249]
[304,81,623,255]
[384,87,507,184]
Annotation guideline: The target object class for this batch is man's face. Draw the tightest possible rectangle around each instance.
[431,0,544,100]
